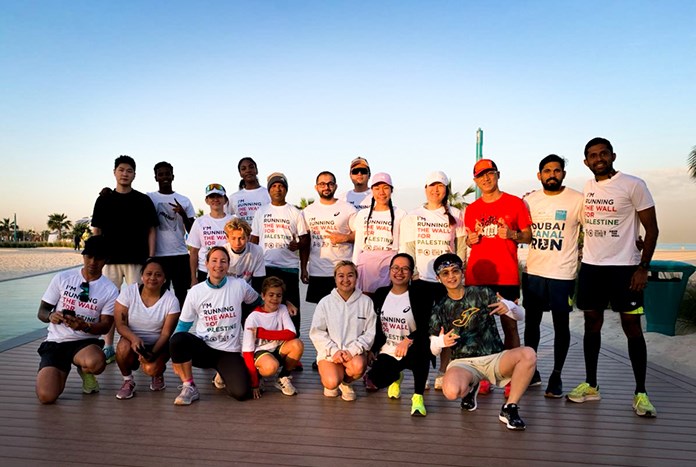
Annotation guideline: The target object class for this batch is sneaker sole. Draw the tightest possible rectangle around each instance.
[411,409,427,417]
[544,391,563,399]
[174,396,199,406]
[150,384,167,391]
[633,406,657,417]
[499,414,526,430]
[116,391,135,400]
[274,384,297,396]
[566,394,601,403]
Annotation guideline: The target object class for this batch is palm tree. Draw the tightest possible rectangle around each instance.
[448,184,476,210]
[195,208,205,218]
[296,197,315,210]
[0,218,18,242]
[47,213,72,240]
[688,145,696,180]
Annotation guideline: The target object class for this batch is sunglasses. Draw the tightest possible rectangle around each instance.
[78,282,89,302]
[205,183,226,193]
[351,168,369,175]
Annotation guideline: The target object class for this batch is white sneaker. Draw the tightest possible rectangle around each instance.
[275,376,297,396]
[212,372,226,389]
[339,382,356,401]
[174,384,200,405]
[434,372,445,391]
[324,386,339,398]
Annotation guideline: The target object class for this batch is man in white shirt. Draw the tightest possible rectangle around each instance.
[338,157,372,210]
[522,154,583,398]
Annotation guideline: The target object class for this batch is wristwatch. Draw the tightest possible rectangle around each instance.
[512,230,520,241]
[638,261,650,270]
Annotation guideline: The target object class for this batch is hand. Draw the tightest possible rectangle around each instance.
[497,218,512,240]
[131,338,145,353]
[488,292,511,315]
[366,351,376,366]
[465,227,481,246]
[169,198,186,217]
[439,327,459,347]
[300,269,309,284]
[49,311,65,324]
[287,239,300,252]
[331,351,344,364]
[286,301,298,317]
[252,387,262,400]
[62,314,83,330]
[630,268,649,291]
[328,231,347,245]
[636,235,645,252]
[394,338,411,358]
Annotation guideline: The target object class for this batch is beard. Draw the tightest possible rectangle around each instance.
[541,178,563,192]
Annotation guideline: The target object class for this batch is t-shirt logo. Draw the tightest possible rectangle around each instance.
[555,210,567,221]
[452,307,480,328]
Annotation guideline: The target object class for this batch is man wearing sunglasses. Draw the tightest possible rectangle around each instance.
[35,235,119,403]
[339,157,373,211]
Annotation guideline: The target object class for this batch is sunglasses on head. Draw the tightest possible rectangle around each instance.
[78,282,89,302]
[351,168,369,175]
[206,183,225,193]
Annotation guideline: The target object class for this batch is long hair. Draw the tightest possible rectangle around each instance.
[364,197,396,245]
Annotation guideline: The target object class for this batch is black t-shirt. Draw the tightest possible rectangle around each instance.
[91,189,159,264]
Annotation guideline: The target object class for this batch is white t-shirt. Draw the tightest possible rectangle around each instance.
[302,199,357,276]
[227,187,271,224]
[225,242,266,283]
[42,269,118,343]
[399,206,466,282]
[241,305,296,353]
[186,214,234,272]
[147,191,196,257]
[251,203,308,269]
[524,187,584,280]
[582,172,655,266]
[116,283,180,344]
[339,190,373,211]
[379,291,416,360]
[351,206,407,264]
[180,278,259,352]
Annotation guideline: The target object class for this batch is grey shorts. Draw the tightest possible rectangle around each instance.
[446,350,510,387]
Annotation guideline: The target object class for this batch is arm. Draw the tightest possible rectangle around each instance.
[632,206,659,291]
[256,328,296,341]
[38,300,57,323]
[249,235,260,245]
[300,236,310,284]
[114,301,144,351]
[189,247,200,285]
[152,312,180,355]
[148,226,156,257]
[308,301,339,359]
[347,299,377,357]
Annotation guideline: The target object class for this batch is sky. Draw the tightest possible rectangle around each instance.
[1,1,695,242]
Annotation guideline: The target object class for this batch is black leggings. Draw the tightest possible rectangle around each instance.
[367,350,430,395]
[170,333,251,401]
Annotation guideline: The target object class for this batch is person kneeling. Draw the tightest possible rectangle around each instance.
[428,253,536,430]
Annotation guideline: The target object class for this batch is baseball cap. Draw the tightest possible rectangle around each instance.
[370,172,393,188]
[473,159,498,177]
[267,172,288,190]
[205,183,226,197]
[82,235,109,259]
[350,157,370,169]
[425,171,449,186]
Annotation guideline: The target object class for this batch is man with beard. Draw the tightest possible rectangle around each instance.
[567,137,659,418]
[338,157,373,210]
[522,154,583,398]
[301,171,357,304]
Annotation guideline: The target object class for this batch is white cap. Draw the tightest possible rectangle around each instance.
[425,171,449,186]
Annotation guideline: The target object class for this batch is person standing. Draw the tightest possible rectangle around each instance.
[250,172,309,334]
[567,137,659,418]
[301,171,357,304]
[91,155,159,363]
[227,157,271,224]
[522,154,583,397]
[147,161,196,308]
[338,157,373,210]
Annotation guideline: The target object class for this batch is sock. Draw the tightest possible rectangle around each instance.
[123,374,134,381]
[184,379,195,387]
[279,368,291,378]
[627,335,647,394]
[583,330,601,387]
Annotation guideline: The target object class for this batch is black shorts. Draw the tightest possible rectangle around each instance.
[38,338,104,373]
[522,273,575,313]
[479,284,521,302]
[306,276,335,304]
[576,263,643,313]
[254,345,285,363]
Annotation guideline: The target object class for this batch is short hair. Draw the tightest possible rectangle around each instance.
[237,157,257,172]
[153,161,173,174]
[584,137,613,157]
[114,155,136,171]
[433,253,463,275]
[224,218,251,238]
[206,245,230,262]
[390,253,415,271]
[140,257,166,276]
[262,276,286,294]
[538,154,566,172]
[333,260,358,278]
[316,171,336,184]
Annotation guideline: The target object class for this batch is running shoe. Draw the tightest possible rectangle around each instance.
[411,394,427,416]
[323,386,339,398]
[363,373,379,392]
[174,384,200,405]
[339,382,356,401]
[293,362,304,372]
[633,393,657,417]
[530,370,542,387]
[77,368,99,394]
[387,372,404,399]
[212,372,226,389]
[150,375,166,391]
[116,379,136,400]
[434,371,445,390]
[103,346,116,365]
[544,374,563,398]
[499,403,526,430]
[479,379,491,395]
[504,382,511,398]
[460,382,480,412]
[566,382,601,403]
[275,376,298,396]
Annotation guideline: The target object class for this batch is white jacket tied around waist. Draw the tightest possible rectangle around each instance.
[309,288,377,361]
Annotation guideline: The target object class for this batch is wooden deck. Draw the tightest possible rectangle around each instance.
[2,303,696,467]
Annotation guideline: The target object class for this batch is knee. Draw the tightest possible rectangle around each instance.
[226,385,251,401]
[82,355,106,375]
[36,385,59,404]
[258,360,279,377]
[116,337,131,354]
[320,373,341,390]
[287,339,304,355]
[347,359,367,377]
[520,347,537,366]
[441,381,460,401]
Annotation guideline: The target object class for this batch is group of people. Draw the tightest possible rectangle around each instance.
[35,136,660,431]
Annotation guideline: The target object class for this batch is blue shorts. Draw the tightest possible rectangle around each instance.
[576,263,643,313]
[522,273,575,313]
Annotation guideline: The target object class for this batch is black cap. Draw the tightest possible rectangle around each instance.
[81,236,109,259]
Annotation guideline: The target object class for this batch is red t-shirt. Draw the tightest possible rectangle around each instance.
[464,193,532,286]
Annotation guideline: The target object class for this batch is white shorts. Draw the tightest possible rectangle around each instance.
[104,264,142,291]
[446,350,510,387]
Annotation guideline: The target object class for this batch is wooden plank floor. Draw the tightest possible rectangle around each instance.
[2,300,696,467]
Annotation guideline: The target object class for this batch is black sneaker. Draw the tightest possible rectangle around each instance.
[460,382,480,412]
[529,370,542,387]
[544,374,563,398]
[311,361,319,371]
[499,403,526,430]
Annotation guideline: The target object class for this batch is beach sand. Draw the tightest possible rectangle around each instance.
[1,247,695,380]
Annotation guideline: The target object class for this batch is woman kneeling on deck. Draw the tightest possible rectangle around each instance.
[169,246,260,405]
[114,258,180,399]
[309,261,376,401]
